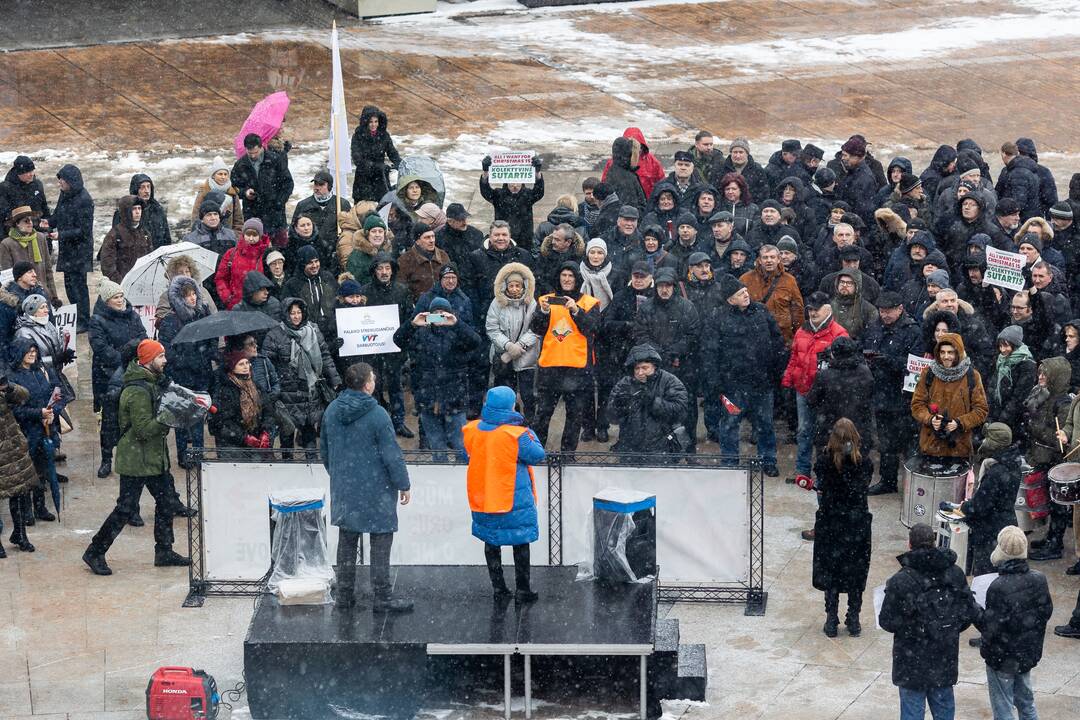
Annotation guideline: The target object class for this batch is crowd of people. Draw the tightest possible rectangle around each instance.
[2,114,1080,719]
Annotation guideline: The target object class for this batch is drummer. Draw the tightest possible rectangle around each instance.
[1052,365,1080,574]
[911,333,988,461]
[961,423,1022,577]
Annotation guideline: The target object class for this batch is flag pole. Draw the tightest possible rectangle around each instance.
[332,21,343,220]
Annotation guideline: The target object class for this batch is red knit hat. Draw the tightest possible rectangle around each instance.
[137,339,165,365]
[223,350,247,373]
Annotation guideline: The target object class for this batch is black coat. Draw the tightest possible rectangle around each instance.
[995,156,1042,220]
[600,285,652,372]
[715,156,770,204]
[986,355,1037,433]
[231,149,294,232]
[208,370,278,450]
[812,452,873,593]
[0,166,50,228]
[282,270,339,341]
[807,339,875,449]
[436,223,485,271]
[962,448,1021,576]
[392,318,481,414]
[837,161,878,227]
[291,194,350,271]
[350,106,401,202]
[606,369,688,453]
[700,300,785,397]
[479,175,545,253]
[88,299,147,404]
[52,164,94,273]
[879,547,979,690]
[111,174,171,249]
[605,137,647,213]
[975,559,1053,674]
[464,241,534,326]
[633,294,700,375]
[861,313,923,408]
[261,311,340,429]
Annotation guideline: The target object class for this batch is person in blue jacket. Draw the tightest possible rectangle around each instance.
[462,386,546,602]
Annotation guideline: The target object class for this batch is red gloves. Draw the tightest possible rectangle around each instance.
[243,435,260,448]
[259,432,271,449]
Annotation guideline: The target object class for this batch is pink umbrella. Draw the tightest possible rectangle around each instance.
[234,91,291,158]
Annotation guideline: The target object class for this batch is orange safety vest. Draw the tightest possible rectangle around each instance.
[537,293,599,369]
[463,420,536,514]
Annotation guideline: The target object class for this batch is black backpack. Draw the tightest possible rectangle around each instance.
[912,571,971,635]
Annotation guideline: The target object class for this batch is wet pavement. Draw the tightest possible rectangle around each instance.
[3,1,1080,718]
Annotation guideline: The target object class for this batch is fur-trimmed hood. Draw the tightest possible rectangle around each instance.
[165,254,202,282]
[1015,216,1053,244]
[875,206,908,237]
[492,262,536,308]
[539,229,585,258]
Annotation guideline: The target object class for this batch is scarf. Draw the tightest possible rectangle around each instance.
[992,344,1034,404]
[8,227,41,263]
[581,200,601,227]
[229,373,262,433]
[643,247,666,274]
[579,259,614,309]
[208,176,231,194]
[313,192,332,204]
[283,320,323,392]
[930,354,972,383]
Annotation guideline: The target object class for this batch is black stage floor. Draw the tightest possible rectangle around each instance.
[244,565,705,719]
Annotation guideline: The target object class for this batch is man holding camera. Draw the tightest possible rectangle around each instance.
[606,344,689,454]
[910,332,988,459]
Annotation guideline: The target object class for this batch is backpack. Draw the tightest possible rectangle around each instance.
[912,571,970,635]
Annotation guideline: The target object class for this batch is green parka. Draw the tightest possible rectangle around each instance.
[114,360,171,477]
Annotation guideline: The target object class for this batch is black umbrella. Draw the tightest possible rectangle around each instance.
[171,310,280,344]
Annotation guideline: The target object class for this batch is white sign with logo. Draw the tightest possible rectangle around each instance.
[489,151,535,184]
[336,304,401,357]
[902,354,934,393]
[984,247,1026,292]
[54,303,78,354]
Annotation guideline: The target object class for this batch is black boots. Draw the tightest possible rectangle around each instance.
[154,549,191,567]
[823,590,840,637]
[1030,539,1064,561]
[9,496,34,552]
[845,590,863,637]
[33,489,55,522]
[82,548,112,575]
[485,543,538,603]
[128,511,144,527]
[867,482,897,496]
[97,459,112,478]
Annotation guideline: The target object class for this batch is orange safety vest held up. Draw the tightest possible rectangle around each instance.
[463,420,536,514]
[537,293,599,369]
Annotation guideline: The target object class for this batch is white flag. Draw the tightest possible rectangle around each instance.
[328,21,353,184]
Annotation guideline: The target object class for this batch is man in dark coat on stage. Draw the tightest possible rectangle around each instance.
[322,362,413,613]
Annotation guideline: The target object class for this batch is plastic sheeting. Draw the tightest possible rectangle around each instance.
[155,383,214,429]
[577,487,656,584]
[267,489,334,604]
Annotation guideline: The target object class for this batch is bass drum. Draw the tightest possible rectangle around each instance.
[1049,462,1080,506]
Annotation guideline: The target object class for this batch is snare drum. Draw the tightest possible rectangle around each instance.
[1049,462,1080,506]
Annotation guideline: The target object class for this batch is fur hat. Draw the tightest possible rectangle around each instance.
[990,525,1027,566]
[841,136,867,157]
[718,273,745,300]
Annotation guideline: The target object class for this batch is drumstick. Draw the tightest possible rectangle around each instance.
[1057,418,1065,453]
[1063,442,1080,461]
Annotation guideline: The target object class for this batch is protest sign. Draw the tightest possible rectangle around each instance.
[0,268,11,286]
[902,354,934,393]
[135,304,158,339]
[54,303,78,354]
[489,151,535,184]
[336,304,401,356]
[984,247,1025,292]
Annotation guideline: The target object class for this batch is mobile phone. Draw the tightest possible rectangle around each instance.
[426,313,444,324]
[548,296,568,306]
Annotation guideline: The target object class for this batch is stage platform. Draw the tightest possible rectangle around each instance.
[244,566,706,719]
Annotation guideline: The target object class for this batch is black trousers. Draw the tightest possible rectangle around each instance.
[875,408,914,487]
[90,473,176,555]
[64,270,90,329]
[336,530,394,599]
[534,370,590,451]
[491,361,536,423]
[484,542,531,591]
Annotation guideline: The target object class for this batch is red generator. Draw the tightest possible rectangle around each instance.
[146,667,220,720]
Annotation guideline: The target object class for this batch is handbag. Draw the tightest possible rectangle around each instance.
[315,379,337,407]
[666,425,691,453]
[58,409,74,434]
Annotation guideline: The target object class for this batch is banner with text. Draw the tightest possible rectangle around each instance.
[903,353,934,393]
[134,304,158,339]
[985,247,1026,292]
[54,303,77,354]
[336,304,401,356]
[489,151,535,183]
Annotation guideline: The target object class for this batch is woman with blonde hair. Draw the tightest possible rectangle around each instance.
[811,417,873,637]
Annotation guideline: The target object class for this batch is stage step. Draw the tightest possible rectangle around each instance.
[676,643,708,701]
[654,617,680,652]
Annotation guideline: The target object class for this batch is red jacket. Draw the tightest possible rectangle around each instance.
[601,127,666,200]
[781,317,848,395]
[215,235,270,309]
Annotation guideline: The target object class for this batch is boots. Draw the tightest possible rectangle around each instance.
[0,537,6,558]
[154,549,191,567]
[513,545,538,604]
[9,496,35,552]
[1030,538,1064,561]
[96,457,112,478]
[845,591,863,637]
[485,544,513,599]
[33,488,55,522]
[867,481,897,496]
[823,590,840,637]
[128,511,144,527]
[82,548,112,575]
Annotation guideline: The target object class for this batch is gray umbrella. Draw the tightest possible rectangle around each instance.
[170,310,279,344]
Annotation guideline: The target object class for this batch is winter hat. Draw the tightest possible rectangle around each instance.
[338,279,363,297]
[964,251,987,270]
[830,200,852,213]
[209,156,229,177]
[654,267,678,286]
[926,269,950,289]
[1015,138,1038,158]
[777,235,798,253]
[11,260,35,281]
[924,249,948,269]
[898,173,922,194]
[428,296,452,312]
[242,218,264,236]
[828,335,859,361]
[1050,201,1074,220]
[959,179,980,194]
[908,218,929,232]
[445,202,470,220]
[223,351,247,373]
[996,198,1021,216]
[841,212,866,231]
[412,222,433,241]
[618,205,640,219]
[990,525,1027,566]
[840,136,867,157]
[967,233,991,250]
[1018,233,1042,252]
[630,260,652,276]
[875,291,903,309]
[363,214,387,231]
[12,155,34,174]
[484,385,516,411]
[586,238,608,256]
[297,244,320,265]
[416,202,446,228]
[760,199,782,212]
[643,225,665,241]
[802,144,824,160]
[979,422,1013,456]
[708,210,734,225]
[838,244,862,262]
[813,167,836,187]
[625,343,662,368]
[137,339,166,365]
[439,263,458,278]
[957,138,983,155]
[729,137,751,154]
[781,139,802,154]
[21,294,47,316]
[265,249,284,266]
[676,211,697,228]
[673,150,694,163]
[98,278,124,302]
[956,154,981,177]
[687,252,711,266]
[718,273,746,300]
[997,325,1024,350]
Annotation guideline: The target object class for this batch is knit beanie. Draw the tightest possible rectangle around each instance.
[265,249,285,266]
[990,525,1027,566]
[997,325,1024,350]
[926,269,951,289]
[777,235,798,253]
[1050,201,1074,220]
[729,137,751,154]
[21,294,48,316]
[718,273,745,300]
[363,214,387,232]
[586,238,608,256]
[12,260,35,281]
[1017,233,1042,252]
[242,218,264,236]
[338,279,363,297]
[137,339,166,365]
[760,199,782,212]
[841,136,867,157]
[209,156,229,178]
[979,422,1013,455]
[297,244,319,265]
[899,173,922,194]
[223,350,247,373]
[98,278,124,302]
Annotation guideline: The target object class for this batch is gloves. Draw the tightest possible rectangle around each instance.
[652,396,667,415]
[504,341,525,360]
[51,297,64,310]
[531,155,542,170]
[259,431,271,449]
[334,337,345,349]
[482,156,492,171]
[243,435,260,448]
[59,349,76,365]
[795,475,815,491]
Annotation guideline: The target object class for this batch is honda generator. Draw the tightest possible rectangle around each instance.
[146,667,219,719]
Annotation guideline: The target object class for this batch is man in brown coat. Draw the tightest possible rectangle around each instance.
[741,243,803,347]
[99,195,151,283]
[911,332,988,458]
[397,222,449,301]
[0,377,39,555]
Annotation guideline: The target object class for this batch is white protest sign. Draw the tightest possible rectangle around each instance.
[54,303,78,354]
[902,354,934,393]
[0,268,12,286]
[984,247,1026,292]
[134,304,158,339]
[971,573,998,609]
[336,304,401,357]
[489,151,535,184]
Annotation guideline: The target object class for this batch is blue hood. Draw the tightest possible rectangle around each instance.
[480,386,524,427]
[334,389,379,424]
